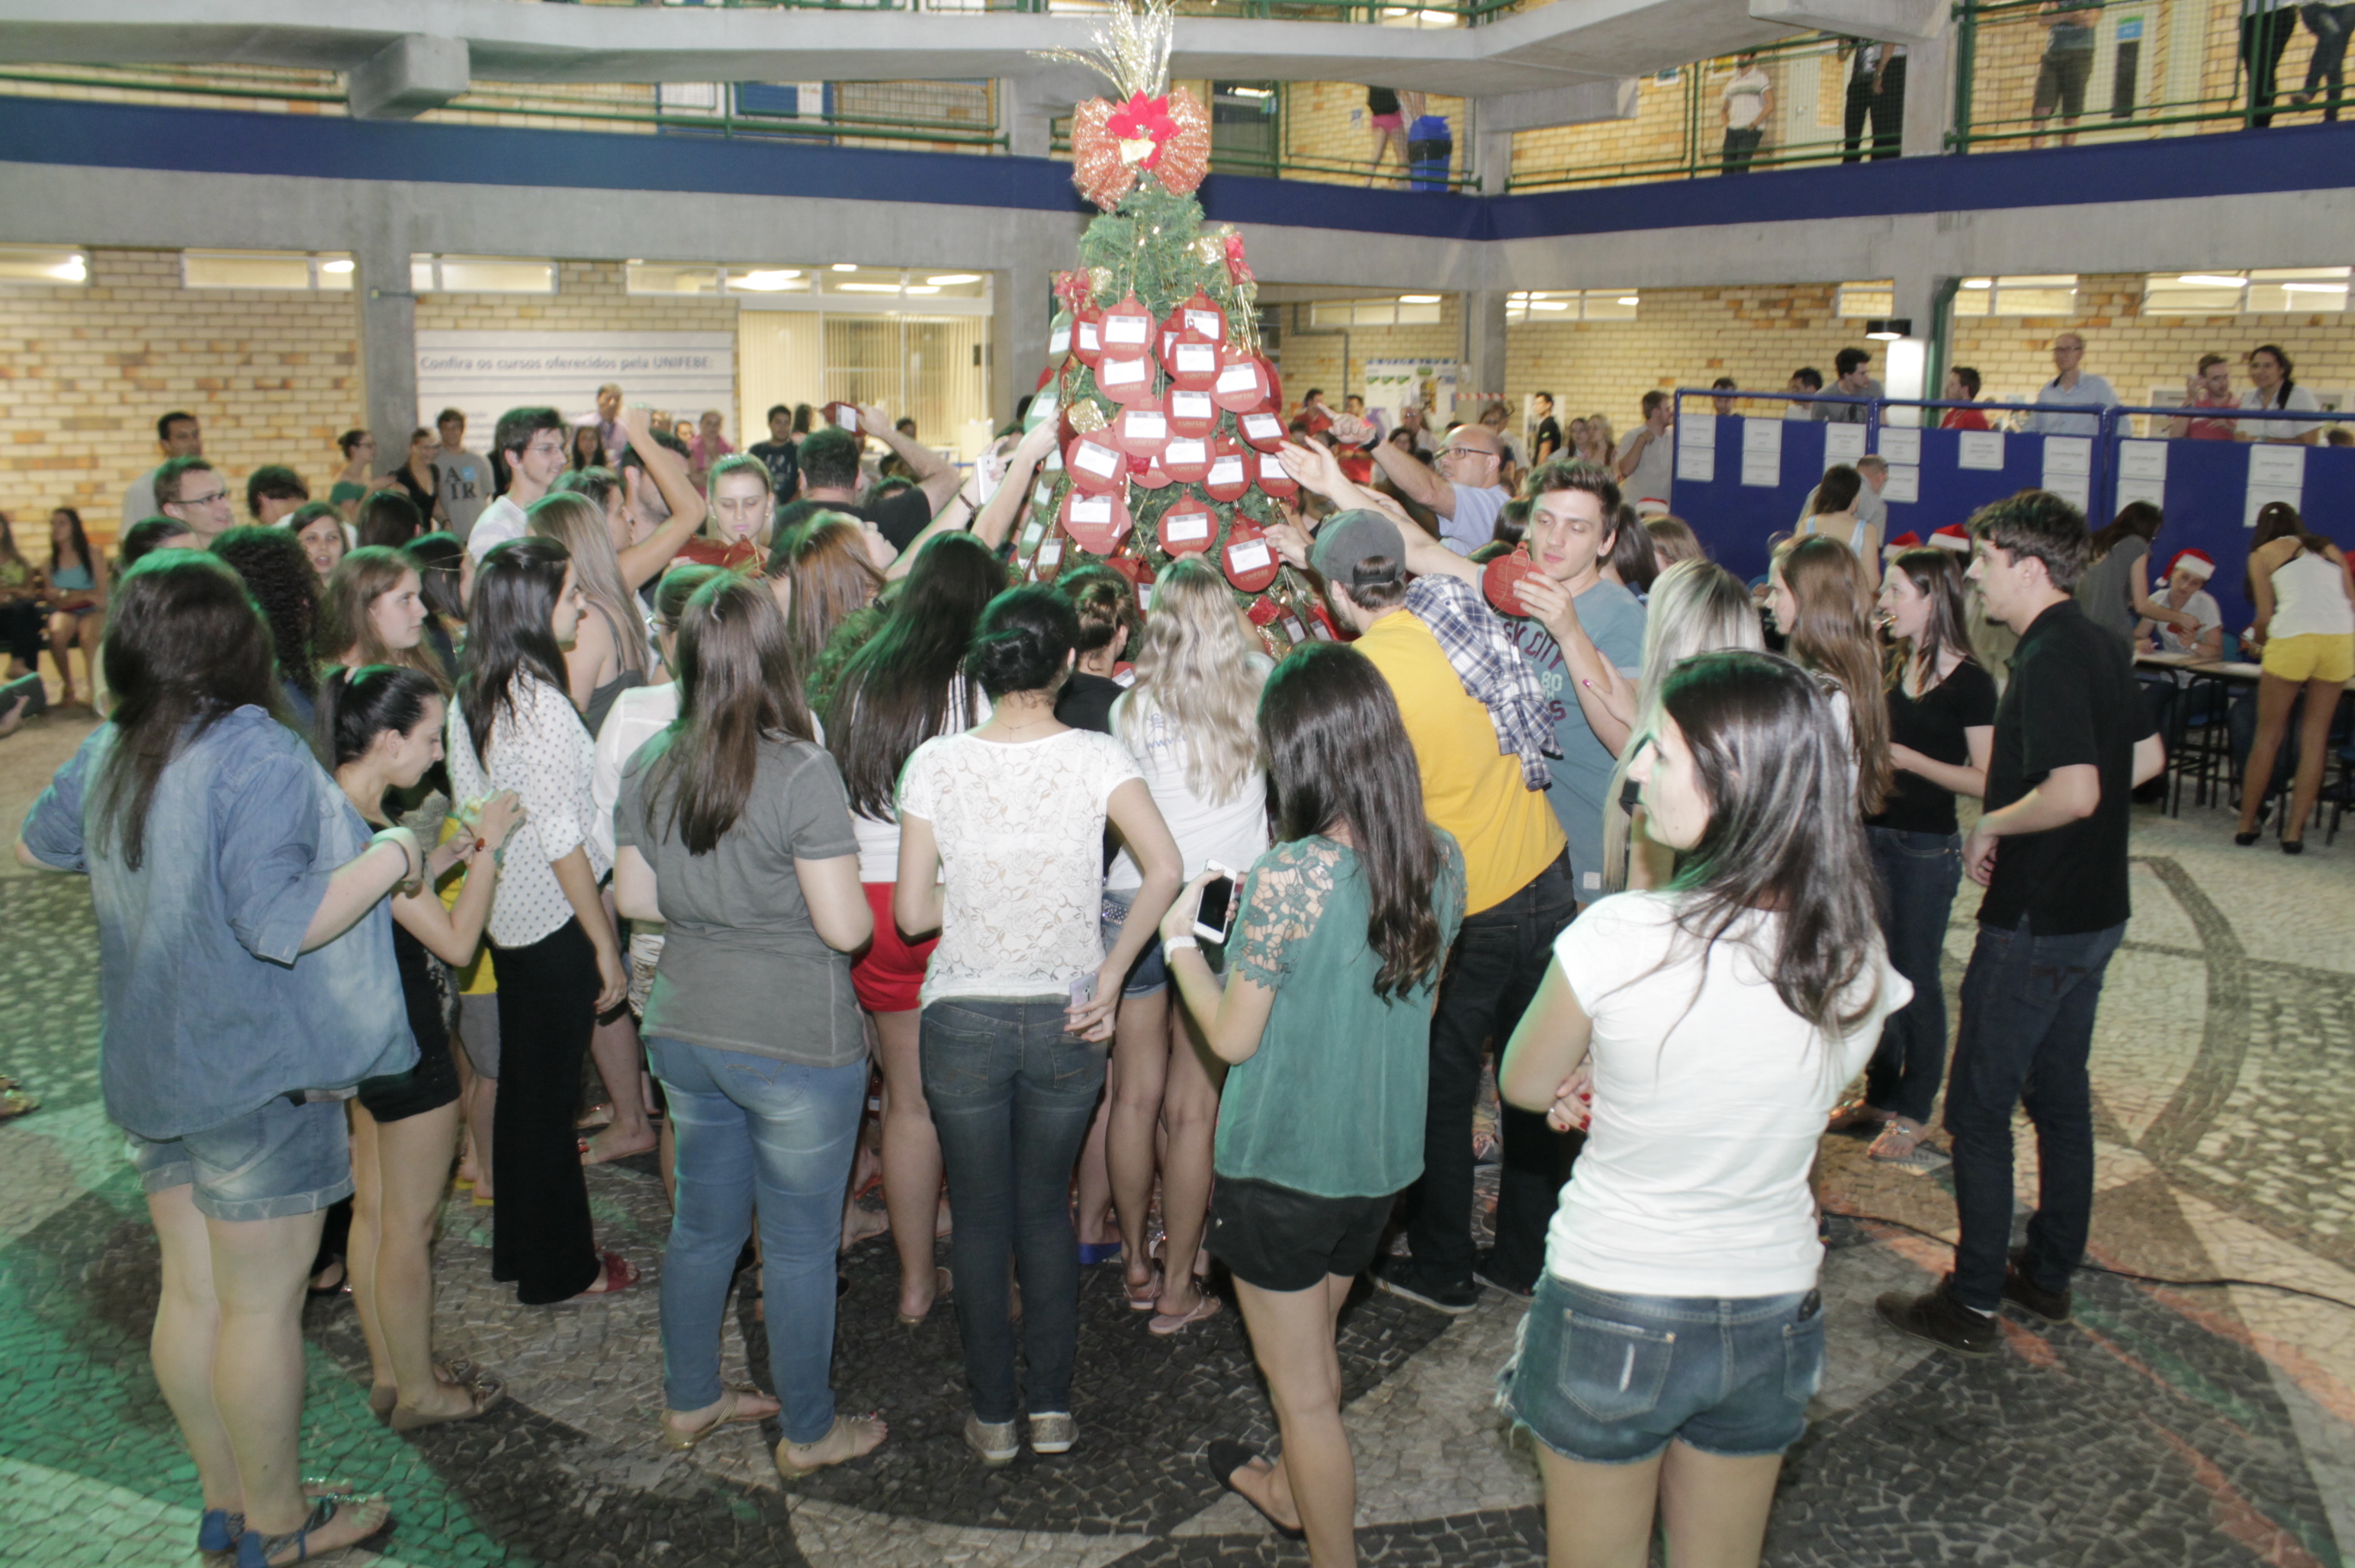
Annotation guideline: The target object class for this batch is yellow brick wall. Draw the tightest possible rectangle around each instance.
[1509,44,1852,191]
[1951,273,2355,432]
[0,249,361,539]
[1280,82,1470,188]
[1274,296,1464,410]
[416,260,738,336]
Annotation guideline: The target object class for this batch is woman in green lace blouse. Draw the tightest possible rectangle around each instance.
[1159,641,1466,1566]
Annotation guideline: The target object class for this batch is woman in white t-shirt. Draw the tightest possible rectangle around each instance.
[895,585,1182,1468]
[1497,651,1907,1568]
[2238,343,2324,445]
[1100,557,1272,1333]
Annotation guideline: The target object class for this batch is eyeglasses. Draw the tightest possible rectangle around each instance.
[176,489,233,507]
[1438,446,1498,461]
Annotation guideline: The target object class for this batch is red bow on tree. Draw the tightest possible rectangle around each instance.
[1107,92,1179,170]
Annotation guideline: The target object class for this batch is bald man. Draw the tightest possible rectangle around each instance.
[1369,419,1509,556]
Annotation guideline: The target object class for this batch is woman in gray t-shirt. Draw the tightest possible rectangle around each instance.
[614,575,885,1480]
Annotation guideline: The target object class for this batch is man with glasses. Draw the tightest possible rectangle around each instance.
[155,457,237,548]
[467,406,570,561]
[1367,419,1509,556]
[2024,333,2118,439]
[122,411,203,532]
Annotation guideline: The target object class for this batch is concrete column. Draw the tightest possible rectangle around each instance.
[1475,128,1515,196]
[354,207,417,451]
[992,264,1055,424]
[998,76,1059,160]
[1464,288,1508,406]
[1900,30,1953,156]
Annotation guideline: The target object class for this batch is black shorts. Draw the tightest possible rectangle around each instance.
[355,1032,461,1123]
[1207,1175,1396,1293]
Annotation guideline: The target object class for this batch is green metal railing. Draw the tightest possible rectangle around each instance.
[1047,116,1486,189]
[535,0,1522,22]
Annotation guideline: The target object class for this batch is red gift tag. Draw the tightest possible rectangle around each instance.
[1030,531,1068,582]
[1165,337,1222,391]
[1165,387,1218,438]
[1178,291,1227,345]
[1161,433,1212,484]
[1237,407,1287,453]
[1065,433,1126,496]
[1060,487,1130,555]
[1131,450,1173,490]
[1222,521,1281,593]
[821,401,860,435]
[1071,307,1104,368]
[1157,500,1217,557]
[1203,438,1251,503]
[1100,294,1155,355]
[1255,452,1298,499]
[1211,345,1268,413]
[1113,401,1169,460]
[1483,547,1545,619]
[1095,353,1156,406]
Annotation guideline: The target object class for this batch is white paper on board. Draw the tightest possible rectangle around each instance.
[1823,424,1866,467]
[2116,439,2167,483]
[2045,472,2090,513]
[1678,441,1717,484]
[2248,445,2306,489]
[2116,477,2166,511]
[1956,430,2005,471]
[1740,419,1782,487]
[2245,481,2304,529]
[1876,427,1921,465]
[1881,464,1920,505]
[2041,435,2092,479]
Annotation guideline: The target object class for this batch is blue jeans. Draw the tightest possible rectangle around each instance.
[920,997,1107,1424]
[1941,920,2124,1312]
[1864,827,1963,1127]
[646,1036,868,1444]
[1401,852,1579,1290]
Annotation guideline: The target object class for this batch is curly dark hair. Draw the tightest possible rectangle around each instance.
[209,525,322,701]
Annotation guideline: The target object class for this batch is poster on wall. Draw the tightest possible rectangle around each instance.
[1363,358,1460,441]
[416,332,737,441]
[2245,443,2305,528]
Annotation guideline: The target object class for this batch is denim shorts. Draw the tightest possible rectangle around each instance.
[1499,1274,1824,1464]
[127,1096,356,1223]
[1100,888,1170,998]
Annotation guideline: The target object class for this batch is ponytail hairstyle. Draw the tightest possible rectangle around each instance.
[2246,500,2337,599]
[1055,563,1140,660]
[316,663,444,770]
[95,552,288,871]
[639,574,813,854]
[1774,534,1892,815]
[1619,651,1883,1054]
[458,536,575,766]
[1258,641,1448,1001]
[966,584,1078,699]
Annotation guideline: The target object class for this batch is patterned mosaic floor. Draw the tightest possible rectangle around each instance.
[2,709,2350,1566]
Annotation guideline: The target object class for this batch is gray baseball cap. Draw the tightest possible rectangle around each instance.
[1310,508,1407,588]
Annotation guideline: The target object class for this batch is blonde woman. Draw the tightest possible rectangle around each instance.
[1576,415,1617,468]
[1103,557,1272,1333]
[527,490,654,737]
[322,546,448,687]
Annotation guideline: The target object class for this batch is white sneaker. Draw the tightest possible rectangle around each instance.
[964,1413,1018,1467]
[1029,1412,1077,1455]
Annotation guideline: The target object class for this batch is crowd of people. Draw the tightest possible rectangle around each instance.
[7,358,2352,1568]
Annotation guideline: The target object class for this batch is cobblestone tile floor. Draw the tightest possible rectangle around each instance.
[2,703,2350,1566]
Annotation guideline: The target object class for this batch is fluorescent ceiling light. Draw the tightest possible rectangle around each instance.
[831,263,860,272]
[904,284,941,294]
[320,258,355,274]
[835,281,904,293]
[1230,86,1273,98]
[1530,300,1569,311]
[733,269,802,291]
[2177,274,2245,289]
[50,256,86,281]
[1961,278,1991,289]
[927,273,981,285]
[1866,329,1901,341]
[1616,295,1640,306]
[1398,294,1441,304]
[2279,281,2347,293]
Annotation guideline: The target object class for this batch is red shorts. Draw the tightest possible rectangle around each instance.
[852,881,936,1014]
[1370,112,1405,132]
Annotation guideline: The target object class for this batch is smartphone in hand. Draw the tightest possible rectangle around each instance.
[1191,863,1239,944]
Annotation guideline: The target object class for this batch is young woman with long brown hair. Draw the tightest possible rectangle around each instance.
[614,574,887,1479]
[322,545,448,687]
[1766,534,1894,816]
[766,510,886,677]
[44,505,108,707]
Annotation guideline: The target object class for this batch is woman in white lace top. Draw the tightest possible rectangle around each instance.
[894,584,1181,1469]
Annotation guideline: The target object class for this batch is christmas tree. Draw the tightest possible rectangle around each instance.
[1015,0,1335,658]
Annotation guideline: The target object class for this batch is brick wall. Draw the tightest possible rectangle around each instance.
[416,260,737,336]
[1280,82,1470,188]
[0,249,361,539]
[1274,295,1464,409]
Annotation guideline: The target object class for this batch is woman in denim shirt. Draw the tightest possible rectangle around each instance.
[17,552,426,1567]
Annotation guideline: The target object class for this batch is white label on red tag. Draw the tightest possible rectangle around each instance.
[1309,618,1333,641]
[1076,321,1100,352]
[1242,412,1281,441]
[1100,356,1147,387]
[1282,615,1306,642]
[1071,496,1113,525]
[1170,390,1213,422]
[1049,326,1071,355]
[1037,541,1063,569]
[1124,412,1167,441]
[1210,456,1245,487]
[1216,364,1258,394]
[1074,442,1118,477]
[1227,539,1274,573]
[1137,583,1154,609]
[1104,313,1149,346]
[1175,342,1217,374]
[1260,455,1288,479]
[1165,438,1207,467]
[1165,512,1212,542]
[1184,309,1221,338]
[1021,522,1046,548]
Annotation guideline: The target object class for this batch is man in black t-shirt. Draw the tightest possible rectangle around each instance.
[1531,391,1563,464]
[791,410,958,554]
[746,403,802,514]
[1878,491,2163,1358]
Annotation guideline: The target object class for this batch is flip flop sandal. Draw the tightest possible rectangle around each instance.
[233,1494,384,1568]
[1149,1290,1224,1337]
[0,1088,40,1120]
[1124,1268,1165,1312]
[1203,1440,1304,1542]
[659,1386,778,1451]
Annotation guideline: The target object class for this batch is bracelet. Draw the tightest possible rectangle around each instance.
[1163,934,1200,954]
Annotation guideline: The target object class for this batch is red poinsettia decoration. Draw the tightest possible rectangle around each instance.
[1071,86,1211,210]
[1107,92,1178,169]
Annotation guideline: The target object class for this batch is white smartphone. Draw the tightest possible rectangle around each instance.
[1192,861,1240,944]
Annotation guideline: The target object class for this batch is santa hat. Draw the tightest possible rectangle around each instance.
[2165,547,2215,583]
[1931,525,1971,553]
[1883,530,1920,561]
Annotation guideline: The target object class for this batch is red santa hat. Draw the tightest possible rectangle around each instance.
[2164,547,2215,583]
[1883,530,1920,560]
[1931,524,1971,553]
